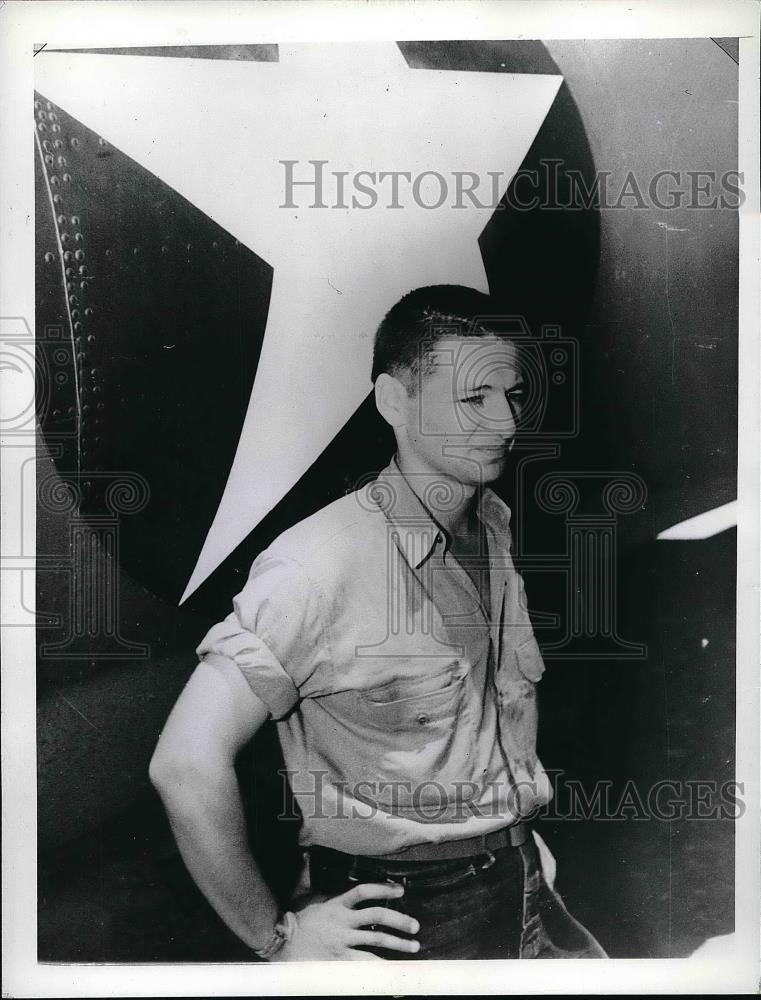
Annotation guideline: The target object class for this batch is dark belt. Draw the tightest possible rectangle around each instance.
[310,822,531,868]
[380,821,530,862]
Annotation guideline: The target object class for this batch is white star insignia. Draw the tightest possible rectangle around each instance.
[35,43,562,599]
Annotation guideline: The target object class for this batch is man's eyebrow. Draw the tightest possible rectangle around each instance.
[460,380,526,393]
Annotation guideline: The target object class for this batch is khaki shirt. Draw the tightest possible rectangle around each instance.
[197,459,552,855]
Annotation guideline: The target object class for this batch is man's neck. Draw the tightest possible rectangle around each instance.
[394,452,478,538]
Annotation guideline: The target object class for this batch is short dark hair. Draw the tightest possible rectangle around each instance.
[371,284,507,387]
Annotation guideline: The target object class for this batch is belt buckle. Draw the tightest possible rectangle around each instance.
[463,837,497,878]
[472,832,497,873]
[474,847,496,873]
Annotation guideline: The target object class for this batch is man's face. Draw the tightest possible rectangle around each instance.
[399,336,525,488]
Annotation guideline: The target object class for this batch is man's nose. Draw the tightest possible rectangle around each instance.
[482,394,517,438]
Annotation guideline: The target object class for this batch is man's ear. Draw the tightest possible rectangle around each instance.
[374,372,410,429]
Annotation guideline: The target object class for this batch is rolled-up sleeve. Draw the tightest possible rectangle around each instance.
[195,553,328,719]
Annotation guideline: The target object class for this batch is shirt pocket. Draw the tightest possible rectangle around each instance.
[356,660,468,732]
[348,659,475,812]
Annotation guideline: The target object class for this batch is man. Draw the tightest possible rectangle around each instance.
[149,284,606,961]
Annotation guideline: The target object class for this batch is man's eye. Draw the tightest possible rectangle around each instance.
[460,394,485,407]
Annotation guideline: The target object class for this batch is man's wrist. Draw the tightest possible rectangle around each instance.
[252,910,298,960]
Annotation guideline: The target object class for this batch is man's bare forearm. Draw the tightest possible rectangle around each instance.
[149,664,421,960]
[153,761,279,952]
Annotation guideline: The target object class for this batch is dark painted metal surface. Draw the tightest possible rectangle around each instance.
[35,95,271,604]
[35,39,737,961]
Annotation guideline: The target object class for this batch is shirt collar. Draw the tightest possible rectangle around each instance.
[369,457,511,569]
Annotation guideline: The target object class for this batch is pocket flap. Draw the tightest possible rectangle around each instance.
[514,637,546,682]
[360,660,465,705]
[356,662,467,731]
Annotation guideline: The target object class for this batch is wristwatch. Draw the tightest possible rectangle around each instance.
[253,910,298,960]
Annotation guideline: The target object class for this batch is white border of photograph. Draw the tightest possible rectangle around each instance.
[1,1,759,995]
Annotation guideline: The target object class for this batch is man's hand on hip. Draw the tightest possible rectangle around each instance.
[277,883,420,961]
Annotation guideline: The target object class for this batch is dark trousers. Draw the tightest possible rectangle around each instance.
[308,835,607,960]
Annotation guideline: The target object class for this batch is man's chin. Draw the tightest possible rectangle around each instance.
[426,449,508,487]
[472,448,508,468]
[461,450,508,485]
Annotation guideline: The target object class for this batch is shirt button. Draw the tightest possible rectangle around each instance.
[417,712,430,725]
